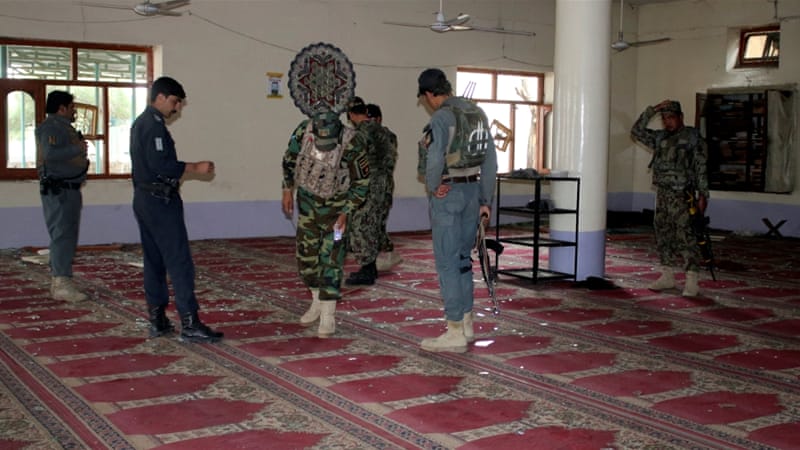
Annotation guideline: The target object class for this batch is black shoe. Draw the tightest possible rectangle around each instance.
[180,312,223,343]
[148,304,175,337]
[345,262,377,285]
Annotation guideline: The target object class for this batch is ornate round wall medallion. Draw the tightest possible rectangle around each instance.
[288,42,356,117]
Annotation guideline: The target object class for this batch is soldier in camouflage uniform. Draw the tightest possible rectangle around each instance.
[345,98,395,285]
[631,100,709,297]
[282,109,369,337]
[366,104,403,272]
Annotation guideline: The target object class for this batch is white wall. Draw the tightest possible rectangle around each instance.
[0,0,552,247]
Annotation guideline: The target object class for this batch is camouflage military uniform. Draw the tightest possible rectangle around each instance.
[348,120,396,265]
[631,105,709,271]
[282,119,369,300]
[376,124,398,253]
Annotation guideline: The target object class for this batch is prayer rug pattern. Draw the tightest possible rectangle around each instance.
[1,230,799,449]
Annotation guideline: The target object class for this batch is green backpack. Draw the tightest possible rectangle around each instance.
[443,100,492,169]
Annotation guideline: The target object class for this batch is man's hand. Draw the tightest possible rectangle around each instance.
[334,213,347,234]
[654,99,673,112]
[281,189,293,217]
[187,161,215,174]
[697,194,708,214]
[433,184,451,198]
[479,205,491,225]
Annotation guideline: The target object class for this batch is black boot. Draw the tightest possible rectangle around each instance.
[345,262,377,285]
[148,304,175,337]
[180,312,223,343]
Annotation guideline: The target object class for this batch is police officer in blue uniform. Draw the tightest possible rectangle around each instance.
[36,91,90,302]
[130,76,222,343]
[416,68,497,353]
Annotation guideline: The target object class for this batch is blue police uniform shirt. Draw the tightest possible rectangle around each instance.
[35,114,88,182]
[130,105,186,187]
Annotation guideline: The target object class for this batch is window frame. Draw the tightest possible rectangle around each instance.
[1,37,153,180]
[735,24,779,69]
[456,67,549,172]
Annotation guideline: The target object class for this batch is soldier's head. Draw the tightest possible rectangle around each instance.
[312,110,343,151]
[150,76,186,118]
[366,104,382,124]
[417,68,451,111]
[347,96,368,125]
[660,101,684,132]
[46,91,76,121]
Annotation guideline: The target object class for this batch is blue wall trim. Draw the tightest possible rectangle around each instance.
[608,191,800,238]
[2,193,797,249]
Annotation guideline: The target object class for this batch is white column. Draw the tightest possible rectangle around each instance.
[550,0,611,280]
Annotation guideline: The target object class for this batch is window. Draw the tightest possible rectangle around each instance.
[1,38,152,180]
[736,25,779,68]
[456,68,550,173]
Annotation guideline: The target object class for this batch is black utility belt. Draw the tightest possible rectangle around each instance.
[40,179,82,195]
[136,183,177,193]
[41,181,81,189]
[136,182,179,205]
[442,174,480,184]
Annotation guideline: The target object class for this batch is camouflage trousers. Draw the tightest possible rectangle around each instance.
[350,175,393,265]
[378,178,395,253]
[654,188,701,272]
[296,188,346,300]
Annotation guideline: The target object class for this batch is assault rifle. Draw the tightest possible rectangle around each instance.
[476,214,504,315]
[685,190,716,281]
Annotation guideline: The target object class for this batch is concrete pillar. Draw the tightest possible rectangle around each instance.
[550,0,611,281]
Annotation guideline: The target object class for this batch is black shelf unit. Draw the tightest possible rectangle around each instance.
[703,92,767,192]
[494,175,580,283]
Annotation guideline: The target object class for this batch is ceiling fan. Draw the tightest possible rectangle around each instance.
[79,0,191,17]
[384,0,534,37]
[611,0,671,51]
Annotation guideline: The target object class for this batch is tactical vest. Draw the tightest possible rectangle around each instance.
[294,122,356,199]
[417,124,432,180]
[417,100,491,178]
[650,128,701,191]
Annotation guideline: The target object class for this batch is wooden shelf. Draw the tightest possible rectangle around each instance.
[701,91,768,192]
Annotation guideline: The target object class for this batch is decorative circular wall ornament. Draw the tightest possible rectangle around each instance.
[288,42,356,117]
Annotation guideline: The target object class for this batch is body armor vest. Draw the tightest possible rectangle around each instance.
[294,122,356,199]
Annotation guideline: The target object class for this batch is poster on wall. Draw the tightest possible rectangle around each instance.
[266,72,283,98]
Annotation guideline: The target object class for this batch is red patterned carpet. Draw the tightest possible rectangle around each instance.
[1,228,799,449]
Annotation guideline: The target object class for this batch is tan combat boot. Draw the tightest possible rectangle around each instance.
[51,276,88,302]
[648,266,675,291]
[318,301,337,338]
[463,311,475,343]
[300,288,321,326]
[376,251,404,272]
[421,320,468,353]
[682,271,700,297]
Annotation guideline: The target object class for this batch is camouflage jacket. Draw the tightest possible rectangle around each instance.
[631,106,709,197]
[361,120,397,179]
[282,119,369,215]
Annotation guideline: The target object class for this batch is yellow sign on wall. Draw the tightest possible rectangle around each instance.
[266,72,283,98]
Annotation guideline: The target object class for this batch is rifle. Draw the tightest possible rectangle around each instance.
[685,190,716,281]
[476,215,504,315]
